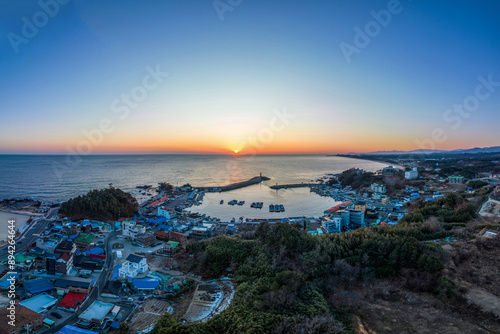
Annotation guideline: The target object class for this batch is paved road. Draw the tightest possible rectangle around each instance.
[0,209,58,262]
[39,230,118,334]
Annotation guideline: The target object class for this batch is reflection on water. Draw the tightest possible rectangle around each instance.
[187,183,339,221]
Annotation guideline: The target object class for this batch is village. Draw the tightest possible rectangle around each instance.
[1,162,500,334]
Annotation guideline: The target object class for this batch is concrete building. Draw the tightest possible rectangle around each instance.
[340,209,366,229]
[322,217,342,233]
[76,301,120,329]
[119,254,148,279]
[382,166,400,175]
[157,206,171,219]
[354,201,367,212]
[122,220,146,239]
[371,183,386,194]
[18,293,58,314]
[448,175,465,184]
[405,167,419,180]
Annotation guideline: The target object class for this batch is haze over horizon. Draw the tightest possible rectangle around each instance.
[1,0,499,155]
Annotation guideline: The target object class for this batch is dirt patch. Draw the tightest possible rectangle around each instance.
[466,287,500,318]
[479,198,500,218]
[129,298,172,333]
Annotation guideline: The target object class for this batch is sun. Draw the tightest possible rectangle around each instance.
[234,149,239,154]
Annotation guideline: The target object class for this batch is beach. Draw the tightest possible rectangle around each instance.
[0,210,33,242]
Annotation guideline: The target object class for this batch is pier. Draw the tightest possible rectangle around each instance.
[269,183,317,190]
[195,176,271,192]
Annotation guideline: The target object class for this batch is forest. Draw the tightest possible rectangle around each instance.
[152,194,472,333]
[59,186,138,220]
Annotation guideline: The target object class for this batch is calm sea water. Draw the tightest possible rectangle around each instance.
[0,155,388,202]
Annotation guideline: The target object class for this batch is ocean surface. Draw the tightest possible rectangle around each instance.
[0,154,389,219]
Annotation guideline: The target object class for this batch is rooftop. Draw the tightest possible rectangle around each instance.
[74,233,95,244]
[54,275,94,289]
[57,292,86,310]
[126,253,146,263]
[79,301,115,322]
[23,278,54,294]
[19,293,58,314]
[0,306,41,329]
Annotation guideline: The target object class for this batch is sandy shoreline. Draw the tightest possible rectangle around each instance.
[0,208,44,217]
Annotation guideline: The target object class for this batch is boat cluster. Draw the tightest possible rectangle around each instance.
[250,202,264,209]
[269,204,285,212]
[226,199,245,206]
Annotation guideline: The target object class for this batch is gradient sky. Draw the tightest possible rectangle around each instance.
[1,0,499,154]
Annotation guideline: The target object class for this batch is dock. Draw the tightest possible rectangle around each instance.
[270,183,317,190]
[195,176,270,192]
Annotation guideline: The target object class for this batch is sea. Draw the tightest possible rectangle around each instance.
[0,154,389,220]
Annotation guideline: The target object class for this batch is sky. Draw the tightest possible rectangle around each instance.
[1,0,499,155]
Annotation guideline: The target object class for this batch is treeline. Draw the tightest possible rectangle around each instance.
[153,217,453,333]
[60,187,138,220]
[337,168,383,190]
[401,192,477,225]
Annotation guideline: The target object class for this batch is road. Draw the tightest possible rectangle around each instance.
[0,209,58,262]
[39,230,119,334]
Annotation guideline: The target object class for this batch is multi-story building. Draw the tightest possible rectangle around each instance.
[448,175,464,184]
[54,275,94,296]
[371,183,386,194]
[119,254,148,279]
[122,220,146,239]
[340,209,366,229]
[405,167,419,180]
[322,217,342,233]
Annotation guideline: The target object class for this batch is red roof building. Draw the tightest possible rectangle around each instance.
[324,201,352,214]
[149,196,169,207]
[57,292,86,312]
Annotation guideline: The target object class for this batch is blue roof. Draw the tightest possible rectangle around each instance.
[84,247,104,255]
[23,278,54,294]
[132,278,160,289]
[0,272,20,289]
[157,217,167,222]
[56,325,98,334]
[158,224,171,231]
[110,264,121,281]
[110,322,120,329]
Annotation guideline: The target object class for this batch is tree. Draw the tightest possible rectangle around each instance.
[119,322,128,334]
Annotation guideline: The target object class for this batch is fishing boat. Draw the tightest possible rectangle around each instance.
[274,204,280,212]
[228,200,237,205]
[279,204,285,212]
[220,200,224,204]
[237,201,245,206]
[251,202,256,208]
[269,204,274,212]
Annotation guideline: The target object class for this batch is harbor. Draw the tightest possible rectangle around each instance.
[194,175,271,192]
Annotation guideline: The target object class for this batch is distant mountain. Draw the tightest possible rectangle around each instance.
[354,146,500,155]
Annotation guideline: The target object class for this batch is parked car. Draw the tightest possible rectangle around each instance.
[51,312,62,319]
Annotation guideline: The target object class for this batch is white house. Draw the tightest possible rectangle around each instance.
[118,254,148,279]
[405,168,419,180]
[122,220,146,239]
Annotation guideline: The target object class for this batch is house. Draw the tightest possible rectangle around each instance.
[36,237,61,253]
[58,325,99,334]
[137,233,155,247]
[186,213,203,225]
[122,220,146,239]
[57,292,86,312]
[54,275,94,296]
[0,306,43,334]
[55,241,77,256]
[354,201,367,212]
[163,241,180,256]
[76,301,120,329]
[338,209,366,229]
[74,233,96,249]
[14,253,36,271]
[18,293,58,314]
[119,254,148,279]
[169,231,187,244]
[73,255,103,272]
[132,278,160,292]
[190,226,212,239]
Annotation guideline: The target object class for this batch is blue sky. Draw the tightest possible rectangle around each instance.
[1,0,499,154]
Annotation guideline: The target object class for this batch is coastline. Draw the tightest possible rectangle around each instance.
[332,154,404,170]
[0,208,44,217]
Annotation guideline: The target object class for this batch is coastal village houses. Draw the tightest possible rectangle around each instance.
[119,253,148,279]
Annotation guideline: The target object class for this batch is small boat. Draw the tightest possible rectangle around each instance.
[274,204,280,212]
[269,204,274,212]
[280,204,285,212]
[250,202,256,208]
[257,202,263,209]
[228,200,237,205]
[220,200,224,204]
[237,201,245,206]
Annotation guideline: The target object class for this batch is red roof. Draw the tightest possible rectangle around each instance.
[57,292,86,310]
[155,231,169,238]
[325,201,352,213]
[150,196,169,207]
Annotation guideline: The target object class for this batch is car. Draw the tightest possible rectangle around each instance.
[51,312,62,319]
